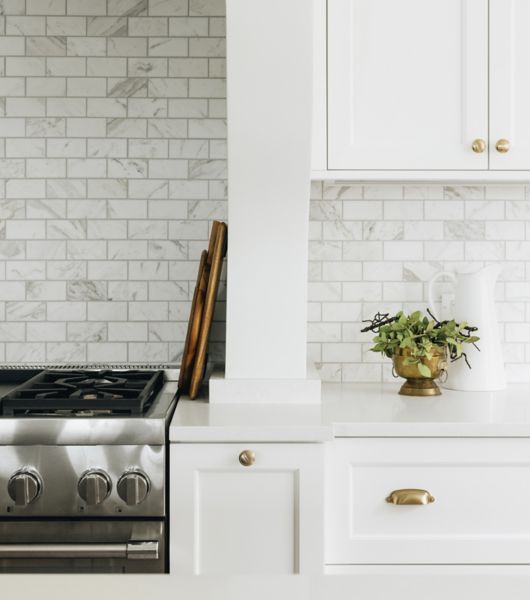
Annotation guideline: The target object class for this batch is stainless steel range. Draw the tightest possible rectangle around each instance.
[0,366,178,574]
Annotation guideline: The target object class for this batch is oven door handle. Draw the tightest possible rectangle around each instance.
[0,541,158,560]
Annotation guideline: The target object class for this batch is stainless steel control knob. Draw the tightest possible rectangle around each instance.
[78,470,111,505]
[8,469,42,506]
[117,471,150,505]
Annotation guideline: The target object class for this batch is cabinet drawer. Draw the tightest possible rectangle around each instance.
[326,438,530,564]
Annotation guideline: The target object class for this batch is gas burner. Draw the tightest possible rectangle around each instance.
[0,370,165,417]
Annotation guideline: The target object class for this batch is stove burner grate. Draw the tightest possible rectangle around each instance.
[0,370,165,417]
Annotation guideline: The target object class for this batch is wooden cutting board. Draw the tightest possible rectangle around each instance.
[178,221,227,399]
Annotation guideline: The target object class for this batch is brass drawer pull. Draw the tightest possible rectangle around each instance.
[238,450,255,467]
[471,138,486,153]
[496,138,510,153]
[385,489,435,505]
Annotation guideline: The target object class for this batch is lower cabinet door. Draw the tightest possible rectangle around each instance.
[326,438,530,565]
[170,443,323,574]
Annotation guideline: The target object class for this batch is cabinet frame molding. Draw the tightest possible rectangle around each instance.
[313,0,530,181]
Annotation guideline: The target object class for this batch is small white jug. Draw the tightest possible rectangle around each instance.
[428,265,506,391]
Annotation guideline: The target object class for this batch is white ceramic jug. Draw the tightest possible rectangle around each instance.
[428,265,506,391]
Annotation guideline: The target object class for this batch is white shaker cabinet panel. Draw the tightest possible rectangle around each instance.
[327,0,488,171]
[490,0,530,170]
[326,438,530,565]
[170,443,323,575]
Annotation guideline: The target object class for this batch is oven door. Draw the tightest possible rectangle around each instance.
[0,520,165,573]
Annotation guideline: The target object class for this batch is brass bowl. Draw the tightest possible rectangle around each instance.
[392,347,447,396]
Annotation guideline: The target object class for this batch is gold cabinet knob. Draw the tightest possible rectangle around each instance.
[496,138,510,153]
[385,489,435,505]
[471,138,486,153]
[238,450,256,467]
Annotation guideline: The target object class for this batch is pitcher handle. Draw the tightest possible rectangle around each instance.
[428,271,457,320]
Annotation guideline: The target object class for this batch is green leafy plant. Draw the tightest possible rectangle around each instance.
[363,310,480,378]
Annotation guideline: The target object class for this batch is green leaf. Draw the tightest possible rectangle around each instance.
[417,363,432,378]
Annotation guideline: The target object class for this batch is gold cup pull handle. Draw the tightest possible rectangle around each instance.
[496,138,510,153]
[385,488,435,505]
[471,138,486,154]
[238,450,256,467]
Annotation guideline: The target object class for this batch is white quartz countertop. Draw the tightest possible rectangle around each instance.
[170,383,530,441]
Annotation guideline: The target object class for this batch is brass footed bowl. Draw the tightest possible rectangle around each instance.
[392,347,447,396]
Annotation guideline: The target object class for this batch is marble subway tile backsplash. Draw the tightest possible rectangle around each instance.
[0,0,226,365]
[309,182,530,383]
[2,1,530,384]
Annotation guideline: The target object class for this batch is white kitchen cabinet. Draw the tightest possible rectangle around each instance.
[326,438,530,565]
[490,0,530,170]
[170,443,323,575]
[327,0,488,172]
[315,0,530,179]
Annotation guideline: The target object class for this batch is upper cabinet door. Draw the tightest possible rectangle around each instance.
[490,0,530,170]
[327,0,488,171]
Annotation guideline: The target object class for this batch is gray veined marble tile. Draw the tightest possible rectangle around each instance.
[26,117,65,137]
[107,117,147,137]
[128,98,167,118]
[129,343,168,363]
[147,239,186,259]
[309,200,341,222]
[169,139,208,159]
[108,158,147,178]
[6,343,45,363]
[6,261,45,280]
[87,16,127,37]
[128,139,169,159]
[46,343,86,363]
[128,58,167,77]
[403,261,443,282]
[323,220,362,241]
[47,260,86,280]
[444,185,485,200]
[129,179,168,199]
[128,219,167,239]
[26,281,66,301]
[444,220,485,241]
[0,241,24,259]
[67,199,107,219]
[148,37,187,57]
[26,199,66,219]
[363,221,404,241]
[66,280,107,301]
[148,280,188,301]
[108,240,147,259]
[0,199,24,219]
[47,219,86,239]
[66,240,106,259]
[187,200,226,220]
[108,0,147,17]
[147,118,186,138]
[6,301,46,321]
[87,178,127,198]
[26,240,65,260]
[67,322,107,343]
[108,281,147,301]
[108,77,148,98]
[188,159,226,180]
[88,138,128,158]
[189,0,225,17]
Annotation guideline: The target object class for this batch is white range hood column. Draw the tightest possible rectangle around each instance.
[209,0,320,404]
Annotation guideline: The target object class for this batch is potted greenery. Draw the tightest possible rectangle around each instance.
[362,310,480,396]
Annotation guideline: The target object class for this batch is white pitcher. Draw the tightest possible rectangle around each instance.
[428,265,506,391]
